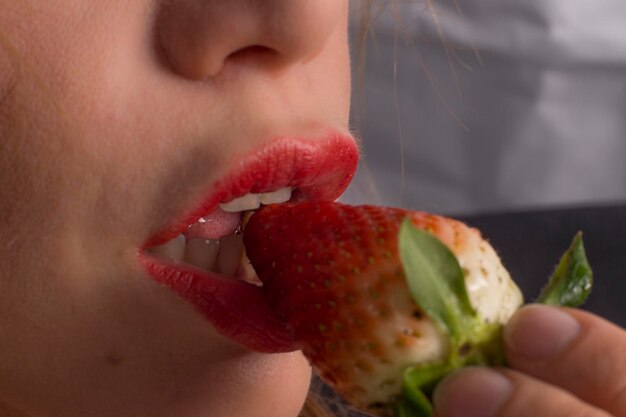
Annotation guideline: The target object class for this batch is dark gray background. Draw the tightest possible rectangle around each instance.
[460,205,626,327]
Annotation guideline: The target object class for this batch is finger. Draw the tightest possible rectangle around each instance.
[433,367,612,417]
[503,304,626,416]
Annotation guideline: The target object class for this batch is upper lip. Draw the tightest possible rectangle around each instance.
[143,130,359,248]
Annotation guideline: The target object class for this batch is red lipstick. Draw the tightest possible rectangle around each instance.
[139,132,358,353]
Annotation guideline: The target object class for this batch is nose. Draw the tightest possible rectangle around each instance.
[157,0,344,80]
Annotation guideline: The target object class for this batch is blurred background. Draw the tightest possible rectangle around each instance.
[344,0,626,325]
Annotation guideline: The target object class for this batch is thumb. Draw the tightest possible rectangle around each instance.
[503,304,626,416]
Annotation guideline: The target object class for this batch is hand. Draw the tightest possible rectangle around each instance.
[433,304,626,417]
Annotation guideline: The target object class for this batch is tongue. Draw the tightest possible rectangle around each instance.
[185,207,242,240]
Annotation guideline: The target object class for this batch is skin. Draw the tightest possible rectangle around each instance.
[0,2,625,417]
[0,1,349,417]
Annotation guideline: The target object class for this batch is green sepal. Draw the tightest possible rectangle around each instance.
[537,232,593,307]
[394,362,451,417]
[398,219,477,347]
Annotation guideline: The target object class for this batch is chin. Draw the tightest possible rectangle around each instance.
[196,350,313,417]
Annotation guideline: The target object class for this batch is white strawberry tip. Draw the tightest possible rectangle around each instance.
[144,187,293,285]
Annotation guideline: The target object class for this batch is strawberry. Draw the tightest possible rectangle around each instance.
[243,202,592,417]
[243,202,520,415]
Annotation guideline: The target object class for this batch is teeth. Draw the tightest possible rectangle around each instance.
[220,187,293,213]
[148,235,185,262]
[220,194,261,213]
[152,234,253,281]
[259,187,292,205]
[184,238,220,271]
[149,187,292,281]
[216,235,245,276]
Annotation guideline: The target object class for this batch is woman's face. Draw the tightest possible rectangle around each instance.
[0,1,354,416]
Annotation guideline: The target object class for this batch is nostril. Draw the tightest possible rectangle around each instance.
[230,45,276,59]
[224,45,281,70]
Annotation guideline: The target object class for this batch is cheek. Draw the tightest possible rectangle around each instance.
[330,10,352,124]
[280,10,351,129]
[206,351,312,417]
[317,6,351,124]
[0,38,17,113]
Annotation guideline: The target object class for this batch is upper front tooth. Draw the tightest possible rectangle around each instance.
[219,188,293,212]
[259,187,292,205]
[220,193,261,212]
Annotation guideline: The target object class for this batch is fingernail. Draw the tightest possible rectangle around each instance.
[434,368,512,417]
[504,304,580,360]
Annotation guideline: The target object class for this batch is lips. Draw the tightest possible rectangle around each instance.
[139,131,359,353]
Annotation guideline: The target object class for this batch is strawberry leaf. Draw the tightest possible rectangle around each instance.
[395,362,451,417]
[537,232,593,307]
[398,219,477,346]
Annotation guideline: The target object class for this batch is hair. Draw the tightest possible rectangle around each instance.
[299,397,334,417]
[299,375,370,417]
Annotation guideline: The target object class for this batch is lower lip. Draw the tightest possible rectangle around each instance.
[139,254,300,353]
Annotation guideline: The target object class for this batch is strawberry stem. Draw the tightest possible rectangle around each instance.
[396,362,450,417]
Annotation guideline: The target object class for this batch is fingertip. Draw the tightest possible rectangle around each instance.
[504,304,580,361]
[433,368,512,417]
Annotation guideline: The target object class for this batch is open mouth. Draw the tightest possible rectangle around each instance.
[137,133,359,353]
[144,187,294,285]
